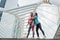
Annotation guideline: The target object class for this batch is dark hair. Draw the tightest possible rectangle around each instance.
[30,12,33,17]
[35,12,38,16]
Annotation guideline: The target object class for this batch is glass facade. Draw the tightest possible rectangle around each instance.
[0,0,6,21]
[0,11,2,21]
[0,0,6,8]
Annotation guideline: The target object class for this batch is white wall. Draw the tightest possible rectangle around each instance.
[18,0,42,7]
[0,0,19,38]
[5,0,18,10]
[0,12,18,38]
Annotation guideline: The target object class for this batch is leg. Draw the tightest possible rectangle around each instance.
[36,25,39,37]
[39,23,45,36]
[27,25,31,38]
[32,30,34,38]
[32,26,34,38]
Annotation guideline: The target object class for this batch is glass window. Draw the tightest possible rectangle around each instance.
[0,0,1,3]
[0,0,6,8]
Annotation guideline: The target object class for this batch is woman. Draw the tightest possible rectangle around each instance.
[34,12,46,38]
[26,12,34,38]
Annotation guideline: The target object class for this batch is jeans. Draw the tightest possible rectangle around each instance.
[36,23,45,37]
[27,24,34,38]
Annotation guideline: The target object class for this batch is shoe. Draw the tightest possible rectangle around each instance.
[43,35,46,39]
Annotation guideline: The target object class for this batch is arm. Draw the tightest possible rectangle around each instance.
[26,20,29,28]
